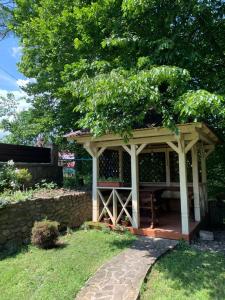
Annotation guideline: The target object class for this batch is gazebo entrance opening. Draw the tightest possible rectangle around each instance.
[66,122,219,241]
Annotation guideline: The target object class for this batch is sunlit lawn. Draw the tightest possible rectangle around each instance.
[141,244,225,300]
[0,230,135,300]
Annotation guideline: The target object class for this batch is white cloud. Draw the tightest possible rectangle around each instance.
[12,46,23,58]
[0,89,31,112]
[16,78,36,88]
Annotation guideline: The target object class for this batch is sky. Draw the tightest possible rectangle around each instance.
[0,35,31,138]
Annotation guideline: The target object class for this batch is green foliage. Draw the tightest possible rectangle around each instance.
[0,189,33,203]
[0,93,18,119]
[31,219,60,249]
[1,0,224,143]
[0,161,32,192]
[1,0,225,194]
[34,179,57,190]
[15,168,32,185]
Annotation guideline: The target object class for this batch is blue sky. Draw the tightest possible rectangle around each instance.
[0,35,26,91]
[0,35,30,139]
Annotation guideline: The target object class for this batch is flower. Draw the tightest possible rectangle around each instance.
[10,181,17,188]
[7,160,15,167]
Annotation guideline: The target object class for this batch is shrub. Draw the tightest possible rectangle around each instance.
[15,168,32,186]
[31,220,60,249]
[0,160,32,192]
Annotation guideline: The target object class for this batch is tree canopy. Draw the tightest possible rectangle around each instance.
[1,0,225,141]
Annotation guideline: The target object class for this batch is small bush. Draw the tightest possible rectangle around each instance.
[0,160,32,192]
[15,168,32,186]
[31,220,60,249]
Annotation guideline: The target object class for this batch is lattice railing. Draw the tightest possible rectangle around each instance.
[97,187,133,225]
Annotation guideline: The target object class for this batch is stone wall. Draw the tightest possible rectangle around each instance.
[0,192,92,253]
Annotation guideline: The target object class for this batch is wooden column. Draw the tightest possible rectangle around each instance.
[178,137,190,235]
[200,143,208,214]
[131,144,140,228]
[191,144,201,221]
[118,148,123,181]
[92,151,99,222]
[85,145,106,222]
[113,188,117,225]
[165,149,171,186]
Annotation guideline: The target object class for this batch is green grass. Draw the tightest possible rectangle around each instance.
[140,244,225,300]
[0,229,135,300]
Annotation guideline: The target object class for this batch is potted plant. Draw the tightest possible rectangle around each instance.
[103,209,111,224]
[97,177,125,188]
[121,216,130,227]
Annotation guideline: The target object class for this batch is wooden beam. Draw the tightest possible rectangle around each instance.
[200,143,208,215]
[84,145,95,157]
[91,133,196,148]
[167,141,179,153]
[92,154,99,222]
[118,148,123,181]
[196,128,214,145]
[70,122,204,143]
[122,145,131,156]
[191,145,201,221]
[165,149,171,186]
[178,136,190,234]
[97,147,106,158]
[185,137,199,154]
[205,145,215,158]
[131,144,140,228]
[136,143,147,155]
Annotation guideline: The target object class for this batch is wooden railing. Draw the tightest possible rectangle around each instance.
[97,187,133,226]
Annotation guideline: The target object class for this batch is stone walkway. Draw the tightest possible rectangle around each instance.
[75,237,178,300]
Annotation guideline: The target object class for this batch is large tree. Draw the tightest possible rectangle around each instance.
[1,0,225,193]
[2,0,224,140]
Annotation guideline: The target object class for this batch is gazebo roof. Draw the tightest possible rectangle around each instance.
[65,122,219,147]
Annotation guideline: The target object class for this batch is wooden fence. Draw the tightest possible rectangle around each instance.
[0,143,51,163]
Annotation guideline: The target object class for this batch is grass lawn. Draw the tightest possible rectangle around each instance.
[140,244,225,300]
[0,229,135,300]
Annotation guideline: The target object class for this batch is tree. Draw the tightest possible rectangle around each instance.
[4,0,224,137]
[0,92,18,118]
[2,0,225,193]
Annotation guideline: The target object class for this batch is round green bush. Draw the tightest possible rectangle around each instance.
[31,220,60,249]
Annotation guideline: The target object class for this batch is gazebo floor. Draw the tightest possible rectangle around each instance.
[129,212,200,242]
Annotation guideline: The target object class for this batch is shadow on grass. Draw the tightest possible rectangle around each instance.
[0,241,68,260]
[153,243,225,299]
[0,244,29,261]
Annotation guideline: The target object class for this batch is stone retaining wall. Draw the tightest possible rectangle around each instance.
[0,192,92,253]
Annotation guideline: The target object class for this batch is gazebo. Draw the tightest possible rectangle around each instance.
[66,122,219,241]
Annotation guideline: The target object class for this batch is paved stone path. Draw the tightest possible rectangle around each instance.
[75,237,178,300]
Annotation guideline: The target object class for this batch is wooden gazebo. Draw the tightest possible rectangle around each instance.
[66,122,219,240]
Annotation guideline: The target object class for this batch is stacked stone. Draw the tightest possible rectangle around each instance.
[0,192,92,253]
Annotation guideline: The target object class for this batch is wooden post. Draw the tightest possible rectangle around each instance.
[165,149,171,186]
[200,143,208,214]
[92,152,99,222]
[113,188,117,225]
[118,148,123,181]
[131,144,140,228]
[191,144,201,222]
[178,137,190,235]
